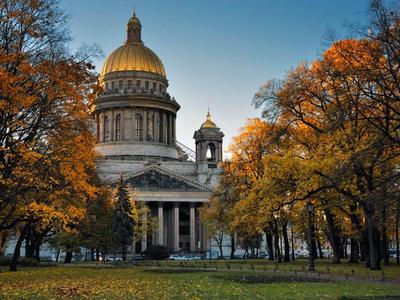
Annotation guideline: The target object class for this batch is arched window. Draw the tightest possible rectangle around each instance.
[135,113,143,141]
[104,115,109,142]
[147,115,154,141]
[206,143,216,161]
[115,114,121,141]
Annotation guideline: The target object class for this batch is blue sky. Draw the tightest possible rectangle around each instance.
[60,0,369,154]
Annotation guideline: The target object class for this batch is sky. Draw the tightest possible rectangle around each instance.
[59,0,369,155]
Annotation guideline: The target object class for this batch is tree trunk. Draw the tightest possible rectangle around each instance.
[25,226,32,258]
[361,228,369,265]
[243,248,248,259]
[122,243,127,261]
[282,221,290,262]
[317,237,323,259]
[273,225,281,263]
[35,243,40,262]
[218,242,223,258]
[10,226,27,272]
[64,250,73,264]
[381,208,390,266]
[250,247,255,259]
[348,204,361,263]
[342,237,348,259]
[396,201,399,265]
[363,229,371,268]
[55,249,60,262]
[291,225,295,261]
[324,209,341,264]
[265,231,274,260]
[230,235,236,259]
[366,210,381,270]
[0,231,9,256]
[348,238,359,263]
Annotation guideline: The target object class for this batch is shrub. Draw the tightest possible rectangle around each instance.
[142,245,169,260]
[0,257,40,267]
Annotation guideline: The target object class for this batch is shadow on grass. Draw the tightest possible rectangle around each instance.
[144,268,216,274]
[338,297,400,300]
[214,273,330,284]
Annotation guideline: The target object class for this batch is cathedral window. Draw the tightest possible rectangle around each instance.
[152,82,156,92]
[145,81,149,90]
[127,80,132,89]
[119,80,123,89]
[104,115,110,142]
[111,81,115,90]
[136,80,141,90]
[115,114,121,141]
[105,82,109,91]
[135,113,143,141]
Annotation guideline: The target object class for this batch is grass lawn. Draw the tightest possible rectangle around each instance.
[0,265,400,299]
[153,259,400,281]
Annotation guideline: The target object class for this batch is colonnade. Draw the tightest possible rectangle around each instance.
[95,108,176,145]
[138,202,208,253]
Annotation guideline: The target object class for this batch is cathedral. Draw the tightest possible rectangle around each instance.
[91,13,224,254]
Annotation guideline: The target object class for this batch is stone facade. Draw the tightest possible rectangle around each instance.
[91,13,224,254]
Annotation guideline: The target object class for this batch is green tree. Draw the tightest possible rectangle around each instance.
[112,177,137,261]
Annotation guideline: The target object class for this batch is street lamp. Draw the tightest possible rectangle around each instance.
[307,202,315,272]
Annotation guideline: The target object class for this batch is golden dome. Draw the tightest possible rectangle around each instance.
[201,111,217,128]
[101,43,166,77]
[100,13,166,78]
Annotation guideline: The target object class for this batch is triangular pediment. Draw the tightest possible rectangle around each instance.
[109,164,212,192]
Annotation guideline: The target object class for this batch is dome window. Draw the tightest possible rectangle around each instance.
[135,113,143,141]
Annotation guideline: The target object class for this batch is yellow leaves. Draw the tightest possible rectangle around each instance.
[322,39,380,73]
[21,201,86,232]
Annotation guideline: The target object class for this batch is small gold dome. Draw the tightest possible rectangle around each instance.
[128,14,141,26]
[101,43,166,77]
[201,111,217,128]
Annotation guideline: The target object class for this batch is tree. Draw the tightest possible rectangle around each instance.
[112,177,137,261]
[0,0,100,271]
[79,186,116,261]
[252,37,400,270]
[200,193,230,258]
[50,231,82,264]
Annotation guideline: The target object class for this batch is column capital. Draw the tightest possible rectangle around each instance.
[189,202,196,208]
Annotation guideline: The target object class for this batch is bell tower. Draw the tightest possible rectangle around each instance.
[193,111,224,167]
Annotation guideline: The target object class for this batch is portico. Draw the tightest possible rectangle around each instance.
[134,200,208,253]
